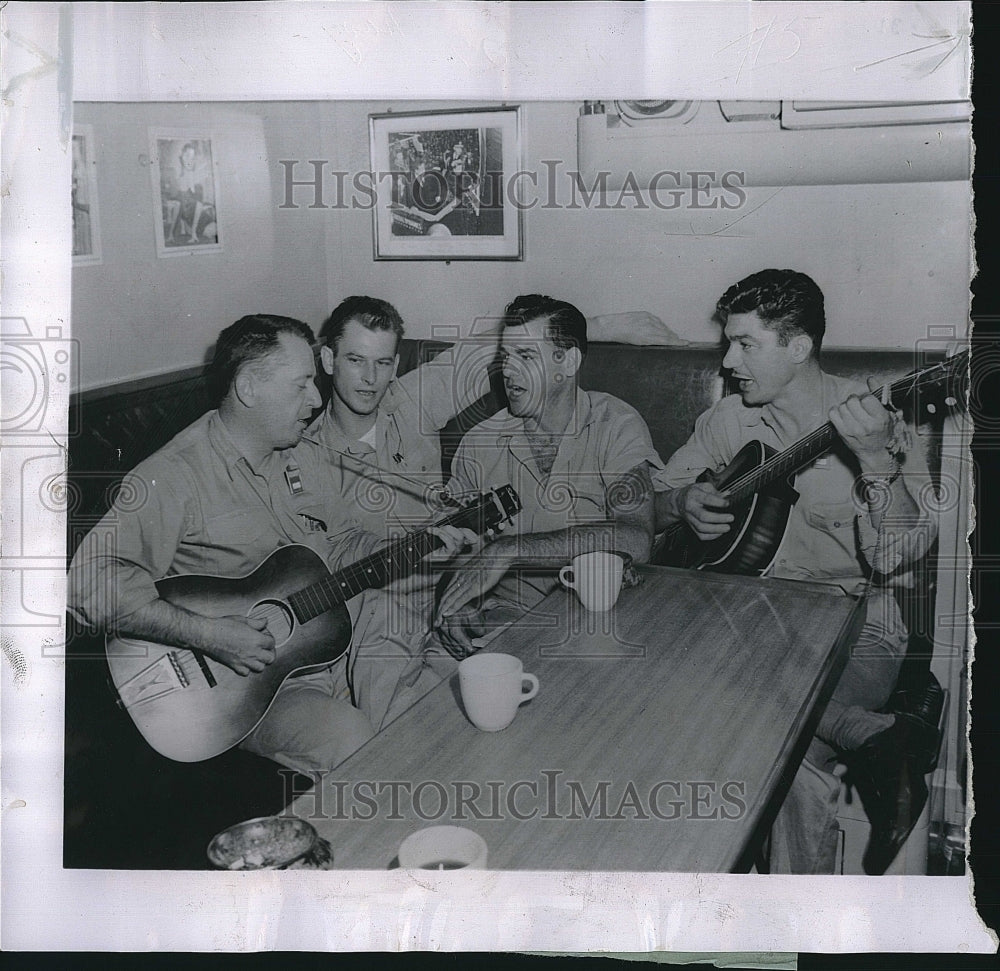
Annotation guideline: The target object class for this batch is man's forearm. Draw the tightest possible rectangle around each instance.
[114,599,221,653]
[490,521,651,567]
[654,486,688,530]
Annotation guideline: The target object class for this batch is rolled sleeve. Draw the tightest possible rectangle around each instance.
[67,468,190,630]
[445,439,482,497]
[600,406,664,481]
[653,401,738,491]
[396,339,494,432]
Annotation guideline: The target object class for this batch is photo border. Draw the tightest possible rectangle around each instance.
[2,0,990,955]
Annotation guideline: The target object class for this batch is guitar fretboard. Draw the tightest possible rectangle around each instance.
[719,354,966,502]
[284,493,509,624]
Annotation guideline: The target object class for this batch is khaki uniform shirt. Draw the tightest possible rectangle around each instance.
[447,387,663,606]
[68,410,377,631]
[652,372,937,594]
[298,339,494,541]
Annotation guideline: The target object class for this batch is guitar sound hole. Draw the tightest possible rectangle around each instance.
[248,600,295,645]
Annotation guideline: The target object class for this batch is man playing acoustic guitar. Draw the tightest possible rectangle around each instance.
[69,314,477,774]
[653,269,941,875]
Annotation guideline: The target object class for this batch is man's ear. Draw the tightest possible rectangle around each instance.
[561,346,583,378]
[320,344,335,376]
[391,353,400,381]
[789,333,813,364]
[232,366,256,408]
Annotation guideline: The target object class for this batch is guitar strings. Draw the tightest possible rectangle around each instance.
[714,365,943,500]
[660,357,960,544]
[288,497,493,620]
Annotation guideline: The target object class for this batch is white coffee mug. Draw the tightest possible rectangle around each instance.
[559,551,625,612]
[398,825,488,870]
[458,652,539,732]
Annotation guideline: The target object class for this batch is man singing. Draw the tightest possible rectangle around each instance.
[432,293,661,655]
[652,270,940,874]
[69,314,474,774]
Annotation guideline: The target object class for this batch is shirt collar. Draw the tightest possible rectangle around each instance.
[498,386,596,442]
[309,404,381,455]
[738,372,843,431]
[207,410,283,480]
[207,410,251,480]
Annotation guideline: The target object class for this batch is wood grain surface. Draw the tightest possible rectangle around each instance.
[289,566,863,872]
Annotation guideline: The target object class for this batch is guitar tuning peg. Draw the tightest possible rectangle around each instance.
[926,402,937,414]
[945,396,958,407]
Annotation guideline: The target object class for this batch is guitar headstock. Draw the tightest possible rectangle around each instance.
[490,484,522,524]
[448,484,522,534]
[888,350,969,421]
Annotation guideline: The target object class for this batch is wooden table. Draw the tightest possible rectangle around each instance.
[289,566,864,872]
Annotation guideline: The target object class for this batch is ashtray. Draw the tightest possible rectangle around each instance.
[207,816,334,870]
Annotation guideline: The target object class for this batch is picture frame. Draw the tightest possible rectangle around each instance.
[71,125,102,265]
[149,130,222,257]
[369,106,522,260]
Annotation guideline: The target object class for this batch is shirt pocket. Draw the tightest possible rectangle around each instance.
[803,500,858,535]
[291,499,334,536]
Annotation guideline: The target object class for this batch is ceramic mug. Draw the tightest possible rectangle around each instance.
[559,551,625,612]
[398,825,488,870]
[458,652,539,732]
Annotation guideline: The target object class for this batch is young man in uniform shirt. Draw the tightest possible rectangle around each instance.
[652,270,940,873]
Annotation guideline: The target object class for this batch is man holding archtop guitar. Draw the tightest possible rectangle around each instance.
[69,314,485,774]
[653,269,955,875]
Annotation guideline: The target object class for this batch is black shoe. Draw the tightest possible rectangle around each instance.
[847,716,931,875]
[889,676,945,773]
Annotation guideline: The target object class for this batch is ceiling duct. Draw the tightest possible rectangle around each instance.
[577,100,971,189]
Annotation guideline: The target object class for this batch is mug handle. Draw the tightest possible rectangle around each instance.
[519,674,539,704]
[558,565,575,590]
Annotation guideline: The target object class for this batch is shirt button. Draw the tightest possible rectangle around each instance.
[833,521,841,528]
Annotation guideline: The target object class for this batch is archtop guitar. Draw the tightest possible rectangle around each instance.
[652,352,967,575]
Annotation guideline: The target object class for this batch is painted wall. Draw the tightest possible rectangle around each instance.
[320,100,971,347]
[71,100,971,390]
[71,101,330,389]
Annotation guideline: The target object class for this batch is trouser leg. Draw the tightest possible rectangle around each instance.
[816,594,908,751]
[240,661,374,774]
[348,588,456,731]
[769,594,908,874]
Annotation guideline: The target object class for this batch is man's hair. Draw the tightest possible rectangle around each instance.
[503,293,588,359]
[715,269,826,355]
[209,314,315,402]
[320,296,405,354]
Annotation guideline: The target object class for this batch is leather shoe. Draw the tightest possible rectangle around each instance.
[889,676,945,772]
[847,715,933,875]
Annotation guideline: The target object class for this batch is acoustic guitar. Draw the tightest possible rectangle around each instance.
[652,352,968,575]
[106,485,521,762]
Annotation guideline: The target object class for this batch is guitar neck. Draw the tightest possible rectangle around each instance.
[724,422,839,503]
[286,499,492,624]
[721,354,966,503]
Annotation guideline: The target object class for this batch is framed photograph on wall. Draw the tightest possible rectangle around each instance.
[149,130,222,257]
[370,106,522,260]
[72,125,102,265]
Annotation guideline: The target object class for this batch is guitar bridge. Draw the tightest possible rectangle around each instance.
[115,651,189,709]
